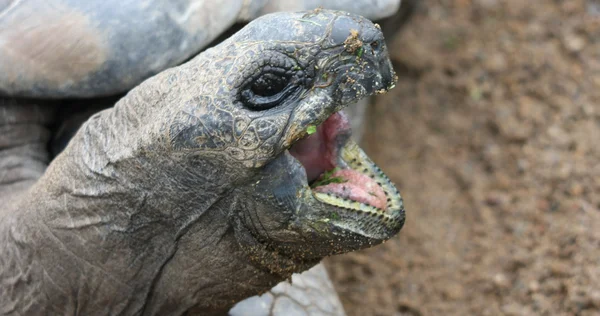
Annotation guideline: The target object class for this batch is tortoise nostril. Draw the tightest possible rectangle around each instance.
[369,40,386,56]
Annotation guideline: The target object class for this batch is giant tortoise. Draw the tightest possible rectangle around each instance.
[0,3,406,315]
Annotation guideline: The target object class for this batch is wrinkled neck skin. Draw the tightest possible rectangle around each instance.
[0,76,301,315]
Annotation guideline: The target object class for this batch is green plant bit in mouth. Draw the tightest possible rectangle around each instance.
[310,167,346,188]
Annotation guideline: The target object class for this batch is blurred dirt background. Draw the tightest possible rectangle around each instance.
[325,0,600,315]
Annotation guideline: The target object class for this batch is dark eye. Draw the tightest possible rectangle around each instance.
[251,73,288,97]
[241,70,301,111]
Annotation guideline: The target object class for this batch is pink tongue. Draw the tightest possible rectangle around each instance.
[313,169,387,210]
[288,126,334,182]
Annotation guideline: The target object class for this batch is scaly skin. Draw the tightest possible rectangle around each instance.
[0,10,403,315]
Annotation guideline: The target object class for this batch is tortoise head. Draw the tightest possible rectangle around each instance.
[120,9,405,274]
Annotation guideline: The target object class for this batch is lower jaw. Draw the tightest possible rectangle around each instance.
[289,111,404,221]
[309,138,405,233]
[313,139,403,219]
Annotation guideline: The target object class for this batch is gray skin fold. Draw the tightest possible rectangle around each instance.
[0,10,401,315]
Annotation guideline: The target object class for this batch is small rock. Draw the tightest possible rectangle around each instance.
[557,163,573,180]
[496,108,532,141]
[485,53,508,72]
[547,125,572,147]
[494,273,510,289]
[563,34,586,53]
[528,280,540,292]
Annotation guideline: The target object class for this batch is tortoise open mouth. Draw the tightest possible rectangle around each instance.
[288,110,404,224]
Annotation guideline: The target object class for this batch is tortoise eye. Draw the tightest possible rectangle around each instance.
[241,70,301,111]
[251,73,289,98]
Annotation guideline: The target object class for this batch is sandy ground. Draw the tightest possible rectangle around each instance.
[326,1,600,315]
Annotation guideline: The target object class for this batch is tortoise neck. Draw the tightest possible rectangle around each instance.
[2,180,279,314]
[0,100,280,314]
